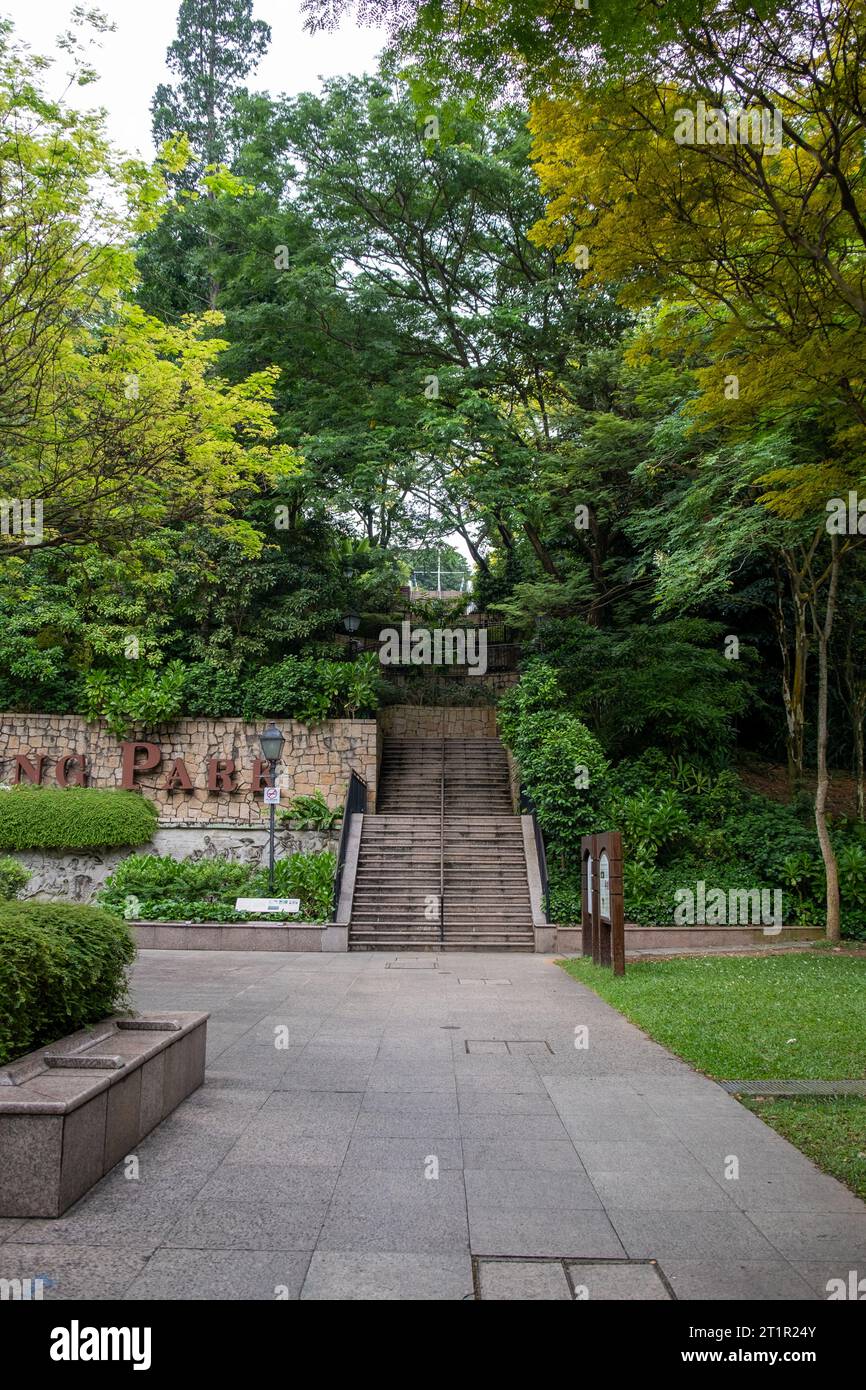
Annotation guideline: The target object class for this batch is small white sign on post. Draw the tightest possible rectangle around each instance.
[599,851,610,921]
[263,786,281,805]
[235,897,301,915]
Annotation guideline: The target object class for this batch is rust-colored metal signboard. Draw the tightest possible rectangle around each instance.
[580,830,625,976]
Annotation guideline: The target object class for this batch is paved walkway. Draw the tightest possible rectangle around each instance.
[2,950,864,1300]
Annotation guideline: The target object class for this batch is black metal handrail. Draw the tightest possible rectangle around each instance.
[332,769,367,921]
[519,786,550,922]
[438,736,445,944]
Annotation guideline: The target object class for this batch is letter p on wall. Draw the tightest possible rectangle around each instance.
[121,741,162,789]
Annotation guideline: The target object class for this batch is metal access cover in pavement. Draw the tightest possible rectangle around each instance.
[475,1258,673,1301]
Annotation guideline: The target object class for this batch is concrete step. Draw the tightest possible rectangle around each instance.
[358,857,528,867]
[350,940,533,952]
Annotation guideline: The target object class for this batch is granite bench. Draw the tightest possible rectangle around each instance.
[0,1012,208,1217]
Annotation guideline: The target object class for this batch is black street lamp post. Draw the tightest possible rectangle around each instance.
[342,611,361,659]
[259,722,285,894]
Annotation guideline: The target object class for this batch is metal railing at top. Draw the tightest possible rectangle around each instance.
[519,786,550,923]
[471,617,519,646]
[332,769,367,921]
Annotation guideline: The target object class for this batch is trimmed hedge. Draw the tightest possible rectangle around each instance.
[0,902,136,1065]
[498,664,610,859]
[0,788,157,852]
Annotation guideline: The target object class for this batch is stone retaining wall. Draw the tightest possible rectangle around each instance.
[0,714,377,823]
[377,705,498,738]
[13,825,339,903]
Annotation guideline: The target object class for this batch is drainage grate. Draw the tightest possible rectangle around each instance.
[473,1257,673,1301]
[719,1079,866,1096]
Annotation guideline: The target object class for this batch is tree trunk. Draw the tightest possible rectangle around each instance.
[774,559,809,789]
[855,711,865,822]
[813,536,841,942]
[455,524,490,576]
[523,520,561,579]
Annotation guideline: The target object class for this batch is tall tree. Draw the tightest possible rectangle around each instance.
[151,0,271,308]
[152,0,271,183]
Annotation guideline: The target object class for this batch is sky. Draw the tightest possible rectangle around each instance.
[1,0,387,159]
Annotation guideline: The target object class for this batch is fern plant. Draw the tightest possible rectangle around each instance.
[280,790,342,831]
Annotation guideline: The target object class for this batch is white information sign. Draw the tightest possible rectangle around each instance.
[263,786,281,805]
[235,897,300,914]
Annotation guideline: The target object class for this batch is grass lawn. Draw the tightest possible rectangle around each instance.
[559,953,866,1199]
[741,1097,866,1201]
[557,954,866,1079]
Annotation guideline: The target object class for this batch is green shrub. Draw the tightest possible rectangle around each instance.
[501,692,609,862]
[248,851,337,922]
[182,662,245,718]
[498,661,609,869]
[280,790,342,831]
[607,785,690,867]
[98,854,252,922]
[717,796,819,884]
[80,661,187,737]
[0,856,29,900]
[497,660,565,744]
[0,788,157,852]
[98,850,337,923]
[567,748,866,937]
[242,654,381,724]
[0,629,82,714]
[0,902,135,1064]
[548,869,583,925]
[537,617,754,762]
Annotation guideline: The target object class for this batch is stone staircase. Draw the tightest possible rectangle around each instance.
[349,736,536,951]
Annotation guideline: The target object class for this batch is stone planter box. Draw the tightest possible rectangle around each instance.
[0,1012,208,1218]
[554,924,823,954]
[131,920,347,952]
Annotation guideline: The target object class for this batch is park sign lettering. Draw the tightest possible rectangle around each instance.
[9,742,276,795]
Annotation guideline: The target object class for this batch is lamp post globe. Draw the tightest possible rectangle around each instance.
[260,722,285,765]
[342,612,362,659]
